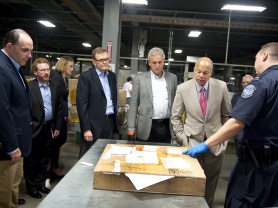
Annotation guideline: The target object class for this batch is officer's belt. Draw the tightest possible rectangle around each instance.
[238,144,278,166]
[251,148,278,160]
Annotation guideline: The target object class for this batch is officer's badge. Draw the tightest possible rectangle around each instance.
[242,85,256,98]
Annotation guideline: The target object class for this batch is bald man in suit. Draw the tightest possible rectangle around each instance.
[171,57,231,208]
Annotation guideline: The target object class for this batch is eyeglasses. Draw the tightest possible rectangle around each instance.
[95,58,109,63]
[37,68,50,73]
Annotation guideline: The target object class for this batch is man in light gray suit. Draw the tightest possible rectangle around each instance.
[171,57,231,208]
[127,47,177,143]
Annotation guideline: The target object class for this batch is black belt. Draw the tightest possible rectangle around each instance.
[43,120,53,125]
[104,114,114,119]
[238,145,278,165]
[152,118,169,123]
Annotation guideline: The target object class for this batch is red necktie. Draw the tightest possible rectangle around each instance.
[200,87,207,117]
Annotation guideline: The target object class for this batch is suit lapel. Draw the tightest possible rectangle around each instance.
[164,72,172,105]
[32,80,44,111]
[91,68,105,95]
[206,79,215,117]
[49,81,56,118]
[145,72,153,104]
[188,80,203,118]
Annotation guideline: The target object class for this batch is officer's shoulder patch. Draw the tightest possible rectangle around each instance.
[242,85,256,98]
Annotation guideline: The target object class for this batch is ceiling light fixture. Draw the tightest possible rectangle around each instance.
[38,20,56,27]
[82,43,92,47]
[221,4,266,12]
[188,31,201,37]
[175,49,182,53]
[168,58,174,61]
[165,63,168,66]
[122,0,148,5]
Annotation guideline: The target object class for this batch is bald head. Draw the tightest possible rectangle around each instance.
[255,42,278,75]
[242,75,253,89]
[194,57,213,86]
[3,29,33,66]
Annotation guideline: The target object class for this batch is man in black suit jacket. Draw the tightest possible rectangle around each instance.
[23,58,63,199]
[0,29,33,207]
[76,47,119,158]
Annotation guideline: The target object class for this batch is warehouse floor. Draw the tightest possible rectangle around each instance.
[18,131,237,208]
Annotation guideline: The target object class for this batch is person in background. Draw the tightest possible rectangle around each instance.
[171,57,231,208]
[0,29,33,207]
[24,58,63,199]
[231,74,253,107]
[184,42,278,208]
[231,74,254,152]
[76,47,119,158]
[123,76,133,105]
[128,47,177,143]
[50,56,74,179]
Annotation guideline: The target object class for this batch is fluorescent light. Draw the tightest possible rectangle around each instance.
[175,49,182,54]
[165,63,168,65]
[124,65,128,68]
[186,56,199,63]
[38,20,56,27]
[168,58,174,61]
[188,31,201,37]
[221,5,266,12]
[82,43,91,47]
[123,0,147,5]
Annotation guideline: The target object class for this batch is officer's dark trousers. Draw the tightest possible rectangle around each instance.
[225,158,278,208]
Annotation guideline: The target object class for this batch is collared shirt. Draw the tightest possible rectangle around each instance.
[96,68,114,115]
[38,80,53,121]
[151,70,169,119]
[1,49,25,88]
[195,80,209,100]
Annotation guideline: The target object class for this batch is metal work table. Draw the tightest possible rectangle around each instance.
[38,139,208,208]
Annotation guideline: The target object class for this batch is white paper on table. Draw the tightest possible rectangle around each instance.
[167,147,182,155]
[126,151,159,164]
[143,145,157,151]
[103,145,136,159]
[161,156,191,169]
[125,173,174,190]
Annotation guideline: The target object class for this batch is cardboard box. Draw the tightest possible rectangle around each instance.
[118,89,126,107]
[70,105,79,123]
[118,107,126,126]
[68,79,78,105]
[93,144,206,196]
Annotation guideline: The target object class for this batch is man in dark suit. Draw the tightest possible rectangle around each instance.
[76,47,119,158]
[24,58,63,199]
[0,29,33,207]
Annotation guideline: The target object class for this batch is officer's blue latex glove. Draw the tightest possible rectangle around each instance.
[182,142,209,158]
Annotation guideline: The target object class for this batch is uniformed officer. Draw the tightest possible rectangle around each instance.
[183,42,278,208]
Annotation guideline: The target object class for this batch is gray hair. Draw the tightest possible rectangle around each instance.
[147,47,165,60]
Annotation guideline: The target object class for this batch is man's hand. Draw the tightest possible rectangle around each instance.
[84,130,93,142]
[127,129,136,141]
[182,142,209,158]
[10,149,22,164]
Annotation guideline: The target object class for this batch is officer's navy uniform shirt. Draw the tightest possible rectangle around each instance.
[230,65,278,150]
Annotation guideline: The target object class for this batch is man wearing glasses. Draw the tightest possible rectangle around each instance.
[24,58,63,199]
[76,47,119,158]
[128,47,178,143]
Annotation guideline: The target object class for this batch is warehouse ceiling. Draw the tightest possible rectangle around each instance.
[0,0,277,66]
